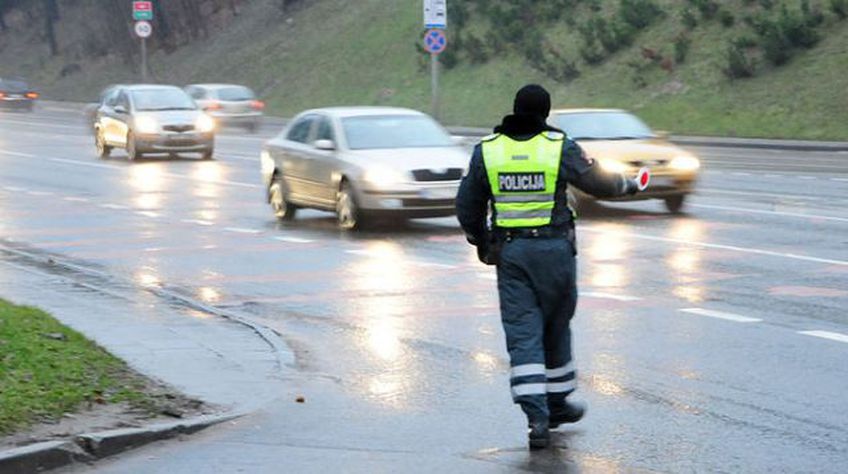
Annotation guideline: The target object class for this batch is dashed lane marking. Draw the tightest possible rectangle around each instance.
[0,150,36,158]
[681,308,762,323]
[688,203,848,223]
[26,190,53,196]
[833,178,848,183]
[63,197,89,203]
[50,158,122,170]
[224,227,262,234]
[3,186,27,192]
[581,291,642,302]
[799,330,848,344]
[272,236,315,244]
[136,211,161,218]
[99,203,129,210]
[581,226,848,267]
[345,249,457,269]
[181,219,214,226]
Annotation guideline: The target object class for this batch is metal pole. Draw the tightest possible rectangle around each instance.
[430,52,440,119]
[141,37,148,82]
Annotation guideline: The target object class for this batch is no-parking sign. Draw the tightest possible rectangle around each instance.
[423,29,447,54]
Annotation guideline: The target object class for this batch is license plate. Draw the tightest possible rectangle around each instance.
[420,187,457,199]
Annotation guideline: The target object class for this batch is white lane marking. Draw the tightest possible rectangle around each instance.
[580,226,848,266]
[731,172,751,176]
[181,219,214,226]
[689,203,848,223]
[136,211,161,218]
[63,196,89,203]
[832,178,848,183]
[27,190,54,196]
[799,330,848,344]
[478,273,497,281]
[143,247,166,253]
[764,174,781,178]
[681,308,762,323]
[0,118,80,130]
[0,150,36,158]
[581,291,642,302]
[100,203,129,210]
[416,261,458,269]
[697,187,827,200]
[798,176,817,180]
[50,158,122,170]
[273,236,315,244]
[3,186,27,192]
[224,227,262,234]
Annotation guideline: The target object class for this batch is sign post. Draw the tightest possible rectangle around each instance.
[133,2,154,82]
[423,0,447,119]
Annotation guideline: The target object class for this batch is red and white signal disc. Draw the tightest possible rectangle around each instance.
[636,167,650,191]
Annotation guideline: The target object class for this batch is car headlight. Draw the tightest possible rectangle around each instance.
[669,155,700,171]
[598,158,627,174]
[134,115,158,134]
[196,114,216,133]
[363,167,407,186]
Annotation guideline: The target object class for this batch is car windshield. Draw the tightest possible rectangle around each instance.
[217,86,254,101]
[131,88,197,111]
[0,79,29,93]
[342,115,454,150]
[553,112,655,140]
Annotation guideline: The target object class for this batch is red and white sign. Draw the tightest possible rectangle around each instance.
[133,1,152,12]
[636,167,651,191]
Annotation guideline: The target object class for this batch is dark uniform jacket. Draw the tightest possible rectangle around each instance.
[456,114,634,249]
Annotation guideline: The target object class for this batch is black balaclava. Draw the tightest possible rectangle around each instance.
[513,84,551,120]
[495,84,560,138]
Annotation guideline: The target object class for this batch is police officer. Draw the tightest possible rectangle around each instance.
[456,84,642,450]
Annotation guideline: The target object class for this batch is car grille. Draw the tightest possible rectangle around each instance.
[412,168,463,182]
[628,159,668,168]
[402,198,456,207]
[163,124,195,133]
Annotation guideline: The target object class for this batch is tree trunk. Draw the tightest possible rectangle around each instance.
[43,0,58,55]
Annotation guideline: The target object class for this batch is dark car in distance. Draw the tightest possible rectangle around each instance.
[0,78,38,112]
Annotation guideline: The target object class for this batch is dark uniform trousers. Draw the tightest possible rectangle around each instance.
[496,235,578,422]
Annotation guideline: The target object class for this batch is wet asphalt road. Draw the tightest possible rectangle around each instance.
[2,106,847,473]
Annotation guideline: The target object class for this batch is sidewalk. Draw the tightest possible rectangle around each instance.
[0,248,292,414]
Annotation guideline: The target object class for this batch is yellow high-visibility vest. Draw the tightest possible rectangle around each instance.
[482,132,564,228]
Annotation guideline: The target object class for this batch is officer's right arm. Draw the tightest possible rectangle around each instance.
[562,140,639,198]
[455,145,490,246]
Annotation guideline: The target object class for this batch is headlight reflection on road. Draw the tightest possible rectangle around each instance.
[347,241,416,408]
[587,225,630,288]
[193,163,225,199]
[667,220,707,303]
[129,164,165,192]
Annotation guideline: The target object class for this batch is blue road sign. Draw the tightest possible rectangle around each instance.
[424,29,447,54]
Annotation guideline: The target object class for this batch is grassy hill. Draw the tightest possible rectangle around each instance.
[2,0,847,140]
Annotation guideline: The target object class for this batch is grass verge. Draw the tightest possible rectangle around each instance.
[0,299,163,435]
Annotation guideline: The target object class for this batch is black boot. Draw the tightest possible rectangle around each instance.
[528,419,550,450]
[549,400,586,429]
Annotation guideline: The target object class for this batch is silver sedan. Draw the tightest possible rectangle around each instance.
[260,107,468,230]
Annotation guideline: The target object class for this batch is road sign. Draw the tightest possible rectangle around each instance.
[423,0,447,29]
[134,20,153,39]
[423,29,447,54]
[636,167,651,191]
[133,1,153,21]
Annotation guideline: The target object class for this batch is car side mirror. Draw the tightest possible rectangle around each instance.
[314,139,336,151]
[114,105,127,114]
[654,130,670,140]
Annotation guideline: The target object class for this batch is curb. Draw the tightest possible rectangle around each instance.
[0,413,241,473]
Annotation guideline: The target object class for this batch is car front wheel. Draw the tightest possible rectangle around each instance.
[95,129,111,159]
[126,132,142,161]
[269,177,297,221]
[336,181,364,231]
[665,195,687,214]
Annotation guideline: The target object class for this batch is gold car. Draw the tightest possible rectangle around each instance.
[551,108,700,213]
